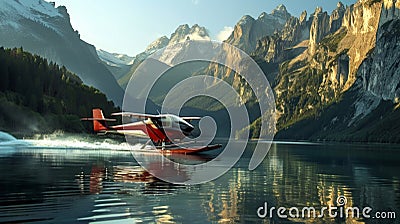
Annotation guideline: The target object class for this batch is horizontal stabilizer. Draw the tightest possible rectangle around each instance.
[82,108,114,132]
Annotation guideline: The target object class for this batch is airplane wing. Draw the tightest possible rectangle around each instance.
[112,112,202,121]
[81,118,116,121]
[111,112,159,119]
[181,117,202,121]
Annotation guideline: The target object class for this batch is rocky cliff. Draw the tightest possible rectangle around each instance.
[216,0,400,142]
[359,0,400,102]
[270,0,400,142]
[351,1,400,120]
[226,5,291,54]
[195,6,294,108]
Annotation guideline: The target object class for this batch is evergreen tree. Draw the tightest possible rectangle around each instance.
[0,47,118,133]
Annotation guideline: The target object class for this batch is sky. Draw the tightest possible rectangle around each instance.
[49,0,357,56]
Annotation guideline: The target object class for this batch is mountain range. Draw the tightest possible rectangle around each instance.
[0,0,399,142]
[118,0,400,142]
[117,24,210,89]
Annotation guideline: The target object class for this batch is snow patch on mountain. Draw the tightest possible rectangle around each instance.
[0,0,61,18]
[145,36,169,54]
[158,24,211,65]
[0,0,62,32]
[96,49,134,67]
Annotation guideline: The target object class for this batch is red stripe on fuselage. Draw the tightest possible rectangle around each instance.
[145,123,167,143]
[110,120,167,143]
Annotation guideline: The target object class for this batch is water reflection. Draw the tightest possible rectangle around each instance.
[90,165,105,194]
[0,142,398,223]
[198,143,400,223]
[113,165,156,183]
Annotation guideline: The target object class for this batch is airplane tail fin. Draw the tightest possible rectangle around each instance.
[92,109,108,132]
[81,108,116,132]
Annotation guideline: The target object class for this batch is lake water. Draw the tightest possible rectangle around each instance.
[0,137,399,223]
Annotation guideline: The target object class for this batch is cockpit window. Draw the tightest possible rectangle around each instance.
[161,116,172,128]
[158,115,194,132]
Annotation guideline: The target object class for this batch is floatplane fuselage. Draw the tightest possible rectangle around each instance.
[81,109,221,154]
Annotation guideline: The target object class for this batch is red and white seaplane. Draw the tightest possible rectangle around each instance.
[82,109,221,154]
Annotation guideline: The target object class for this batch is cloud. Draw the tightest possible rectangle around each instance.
[216,26,234,41]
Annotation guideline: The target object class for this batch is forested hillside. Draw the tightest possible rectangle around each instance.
[0,47,117,135]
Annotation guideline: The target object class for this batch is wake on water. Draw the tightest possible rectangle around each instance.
[0,131,143,151]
